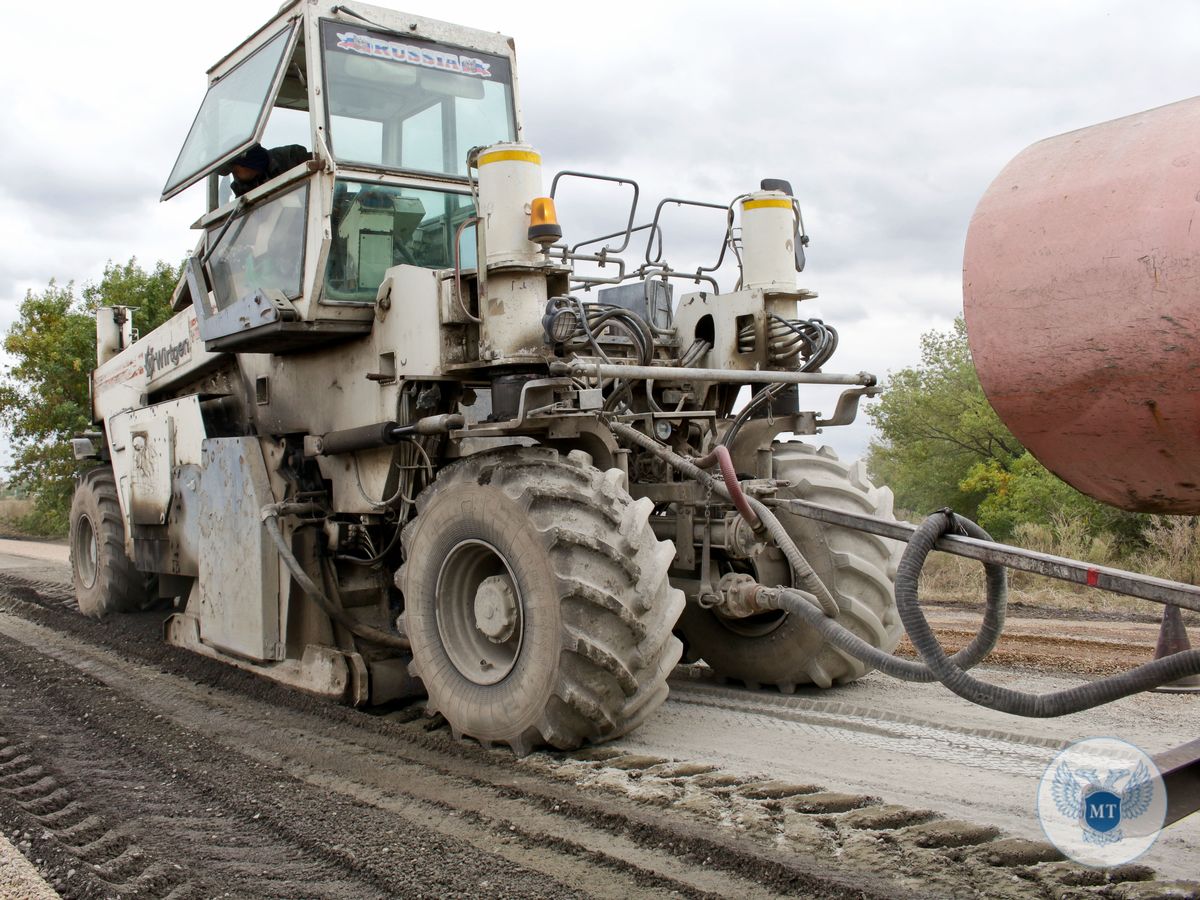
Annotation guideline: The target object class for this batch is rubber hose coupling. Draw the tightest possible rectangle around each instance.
[711,574,804,619]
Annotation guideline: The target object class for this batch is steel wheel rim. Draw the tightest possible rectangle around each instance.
[74,513,99,590]
[435,539,525,686]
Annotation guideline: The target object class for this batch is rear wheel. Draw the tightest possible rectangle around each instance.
[677,441,903,690]
[69,467,152,618]
[400,447,684,754]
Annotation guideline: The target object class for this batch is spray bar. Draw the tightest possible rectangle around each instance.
[774,497,1200,614]
[557,360,875,386]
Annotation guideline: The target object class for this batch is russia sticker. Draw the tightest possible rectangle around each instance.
[1037,737,1167,867]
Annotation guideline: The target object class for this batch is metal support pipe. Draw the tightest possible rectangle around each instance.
[1154,737,1200,826]
[775,497,1200,613]
[559,360,874,386]
[650,516,731,545]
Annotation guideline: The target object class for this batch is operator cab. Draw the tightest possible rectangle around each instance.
[163,1,519,351]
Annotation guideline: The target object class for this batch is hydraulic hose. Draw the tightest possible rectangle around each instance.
[755,510,1200,711]
[611,419,1200,713]
[609,421,839,617]
[754,510,1008,682]
[894,510,1200,716]
[763,587,986,682]
[261,502,410,651]
[690,444,760,529]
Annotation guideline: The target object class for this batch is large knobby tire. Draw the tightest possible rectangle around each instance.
[69,467,151,619]
[677,441,903,691]
[399,447,685,754]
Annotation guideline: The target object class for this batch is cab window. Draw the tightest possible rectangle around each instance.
[164,26,295,198]
[325,180,476,301]
[215,33,313,208]
[206,184,309,312]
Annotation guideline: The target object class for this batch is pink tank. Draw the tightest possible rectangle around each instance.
[963,96,1200,513]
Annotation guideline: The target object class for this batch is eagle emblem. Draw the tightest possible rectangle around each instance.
[1052,760,1155,845]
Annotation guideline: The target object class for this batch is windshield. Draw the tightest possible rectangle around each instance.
[164,27,294,198]
[321,21,515,177]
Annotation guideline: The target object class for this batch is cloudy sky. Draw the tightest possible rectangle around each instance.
[1,0,1196,462]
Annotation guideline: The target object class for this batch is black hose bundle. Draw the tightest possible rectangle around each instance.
[893,510,1200,715]
[738,315,838,371]
[767,510,1200,715]
[566,300,656,366]
[722,316,839,447]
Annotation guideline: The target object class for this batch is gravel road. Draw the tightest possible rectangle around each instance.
[0,544,1195,898]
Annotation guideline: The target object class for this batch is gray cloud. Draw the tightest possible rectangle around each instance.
[2,0,1197,463]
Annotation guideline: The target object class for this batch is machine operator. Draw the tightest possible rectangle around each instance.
[219,143,310,196]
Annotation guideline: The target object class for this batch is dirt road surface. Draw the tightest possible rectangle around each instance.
[0,543,1196,897]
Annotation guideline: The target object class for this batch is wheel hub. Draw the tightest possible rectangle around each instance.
[74,513,99,590]
[474,574,518,643]
[715,549,789,638]
[435,539,525,686]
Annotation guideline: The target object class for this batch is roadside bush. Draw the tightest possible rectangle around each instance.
[0,259,179,536]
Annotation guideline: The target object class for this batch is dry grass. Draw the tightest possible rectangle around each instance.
[0,498,35,537]
[1131,516,1200,584]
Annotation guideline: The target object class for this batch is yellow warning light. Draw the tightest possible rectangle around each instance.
[528,196,562,246]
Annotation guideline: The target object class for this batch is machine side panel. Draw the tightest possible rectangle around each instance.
[92,307,222,423]
[197,437,283,662]
[674,289,768,371]
[107,396,207,554]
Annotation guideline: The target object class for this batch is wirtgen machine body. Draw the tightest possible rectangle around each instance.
[71,1,1200,799]
[73,1,900,753]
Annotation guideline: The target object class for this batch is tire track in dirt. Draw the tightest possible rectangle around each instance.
[0,569,1194,898]
[0,582,855,898]
[0,632,593,899]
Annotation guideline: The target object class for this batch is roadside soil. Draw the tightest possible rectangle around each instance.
[0,546,1195,897]
[900,607,1184,677]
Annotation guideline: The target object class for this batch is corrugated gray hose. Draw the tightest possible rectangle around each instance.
[768,510,1200,715]
[893,509,1200,715]
[610,420,1200,714]
[760,510,1007,682]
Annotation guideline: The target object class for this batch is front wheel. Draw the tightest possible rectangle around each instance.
[69,467,152,618]
[400,447,685,754]
[677,441,903,691]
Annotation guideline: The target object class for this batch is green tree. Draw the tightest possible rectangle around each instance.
[866,317,1021,519]
[0,259,179,534]
[959,451,1143,542]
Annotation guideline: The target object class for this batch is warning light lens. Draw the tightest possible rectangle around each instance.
[528,196,563,246]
